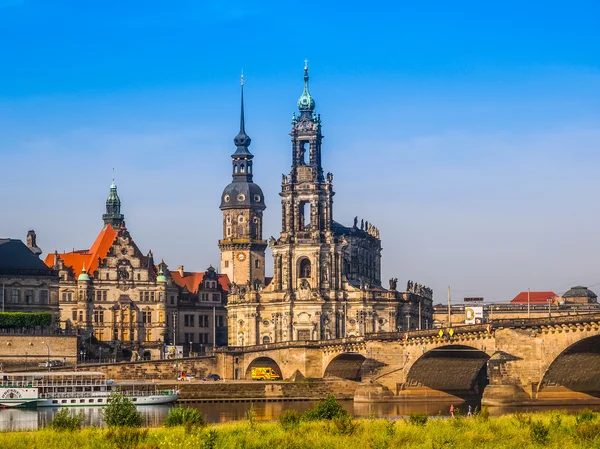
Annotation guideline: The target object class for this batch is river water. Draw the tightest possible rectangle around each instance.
[2,400,600,431]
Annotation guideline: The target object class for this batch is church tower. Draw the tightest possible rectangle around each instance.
[270,62,342,295]
[102,180,125,229]
[219,76,267,287]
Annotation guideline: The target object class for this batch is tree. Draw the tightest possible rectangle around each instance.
[103,390,142,427]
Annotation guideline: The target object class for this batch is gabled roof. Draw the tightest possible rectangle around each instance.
[170,270,230,294]
[510,291,558,304]
[0,238,56,274]
[44,225,119,278]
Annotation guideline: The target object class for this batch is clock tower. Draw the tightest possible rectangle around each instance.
[218,76,267,287]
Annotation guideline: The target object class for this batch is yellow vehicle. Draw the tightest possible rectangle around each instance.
[251,367,281,381]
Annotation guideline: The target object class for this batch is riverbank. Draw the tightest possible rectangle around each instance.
[1,411,599,448]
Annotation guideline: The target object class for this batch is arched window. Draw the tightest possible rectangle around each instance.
[299,258,311,279]
[240,163,245,174]
[262,336,271,345]
[234,165,238,174]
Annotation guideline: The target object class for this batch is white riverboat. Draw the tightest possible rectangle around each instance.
[0,371,180,408]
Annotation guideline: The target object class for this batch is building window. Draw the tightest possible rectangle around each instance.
[199,315,209,327]
[217,316,224,327]
[159,312,164,323]
[79,311,84,322]
[150,292,155,302]
[170,296,175,305]
[184,314,195,327]
[103,291,107,301]
[72,310,77,321]
[226,227,231,237]
[299,258,311,278]
[255,260,260,268]
[201,293,208,301]
[146,330,152,342]
[105,273,109,280]
[94,310,104,323]
[262,336,271,344]
[224,260,229,268]
[143,311,152,324]
[40,290,49,304]
[11,289,19,303]
[238,215,244,223]
[137,273,141,281]
[200,333,209,344]
[0,289,3,306]
[96,291,102,302]
[212,293,220,302]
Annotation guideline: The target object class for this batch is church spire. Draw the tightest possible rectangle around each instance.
[102,179,125,229]
[297,59,316,117]
[230,73,254,182]
[233,72,252,157]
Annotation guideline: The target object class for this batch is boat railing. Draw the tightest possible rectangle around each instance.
[0,379,106,388]
[38,389,178,399]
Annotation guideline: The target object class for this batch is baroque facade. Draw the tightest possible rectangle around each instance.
[45,181,229,358]
[223,67,434,347]
[45,182,181,357]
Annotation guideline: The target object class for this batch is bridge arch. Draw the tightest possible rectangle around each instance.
[323,353,366,381]
[406,345,490,396]
[244,356,283,380]
[539,334,600,396]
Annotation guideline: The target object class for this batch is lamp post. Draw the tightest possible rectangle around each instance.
[189,341,193,358]
[41,341,50,371]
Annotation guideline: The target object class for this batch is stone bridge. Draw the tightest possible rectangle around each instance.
[212,313,600,405]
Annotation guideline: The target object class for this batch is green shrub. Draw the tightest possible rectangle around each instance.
[164,406,206,428]
[279,410,301,430]
[331,414,358,436]
[477,405,490,421]
[576,409,597,424]
[103,390,143,427]
[513,412,532,428]
[575,421,600,442]
[246,404,257,430]
[0,312,52,328]
[48,408,85,431]
[530,421,550,445]
[302,394,349,421]
[385,419,396,436]
[408,413,428,426]
[202,430,219,449]
[105,427,148,447]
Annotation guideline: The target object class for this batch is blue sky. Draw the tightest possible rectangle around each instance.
[1,0,599,303]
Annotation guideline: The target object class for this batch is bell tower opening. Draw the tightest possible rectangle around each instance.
[300,141,309,165]
[300,202,310,230]
[299,258,311,279]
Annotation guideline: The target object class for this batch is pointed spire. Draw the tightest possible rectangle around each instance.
[233,71,252,154]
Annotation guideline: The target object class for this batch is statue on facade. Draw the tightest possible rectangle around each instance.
[327,172,333,183]
[353,216,358,228]
[389,278,398,291]
[360,219,364,230]
[299,279,310,300]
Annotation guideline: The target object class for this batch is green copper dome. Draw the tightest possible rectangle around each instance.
[78,266,91,282]
[156,267,167,284]
[297,65,315,112]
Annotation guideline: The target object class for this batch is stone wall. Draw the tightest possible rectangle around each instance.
[78,357,218,380]
[0,335,77,369]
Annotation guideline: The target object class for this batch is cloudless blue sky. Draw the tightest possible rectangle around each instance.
[1,0,599,303]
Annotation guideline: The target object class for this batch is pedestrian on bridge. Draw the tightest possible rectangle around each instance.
[467,405,472,417]
[450,404,455,418]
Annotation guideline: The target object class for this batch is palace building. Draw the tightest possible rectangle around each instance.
[45,181,229,359]
[222,66,434,346]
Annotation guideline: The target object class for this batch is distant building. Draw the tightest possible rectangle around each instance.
[222,67,432,346]
[510,291,558,305]
[561,286,598,304]
[0,232,59,321]
[170,265,229,351]
[45,181,179,359]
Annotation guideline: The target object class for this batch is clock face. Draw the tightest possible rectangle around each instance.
[237,253,246,262]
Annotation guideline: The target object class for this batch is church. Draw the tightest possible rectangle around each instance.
[221,65,434,346]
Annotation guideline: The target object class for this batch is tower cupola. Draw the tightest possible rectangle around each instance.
[102,179,125,228]
[297,60,315,117]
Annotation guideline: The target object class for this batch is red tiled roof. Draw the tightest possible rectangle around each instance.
[510,291,558,304]
[44,226,119,278]
[170,271,230,294]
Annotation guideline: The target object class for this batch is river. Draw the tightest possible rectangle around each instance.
[2,400,600,431]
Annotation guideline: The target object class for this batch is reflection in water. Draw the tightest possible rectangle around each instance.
[2,400,600,431]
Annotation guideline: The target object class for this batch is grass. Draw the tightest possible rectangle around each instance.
[1,411,600,448]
